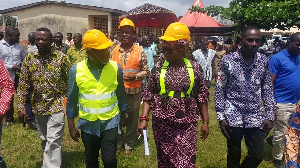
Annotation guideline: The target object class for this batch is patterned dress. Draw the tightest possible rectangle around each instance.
[285,100,300,168]
[142,60,209,168]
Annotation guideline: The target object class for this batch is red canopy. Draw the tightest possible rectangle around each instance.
[179,0,225,27]
[178,0,235,36]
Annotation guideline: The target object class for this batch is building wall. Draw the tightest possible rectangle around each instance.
[4,4,112,41]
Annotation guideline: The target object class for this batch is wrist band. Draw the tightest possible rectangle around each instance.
[139,116,149,122]
[203,121,209,125]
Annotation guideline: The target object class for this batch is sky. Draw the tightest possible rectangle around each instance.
[0,0,231,17]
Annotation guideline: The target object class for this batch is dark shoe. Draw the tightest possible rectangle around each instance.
[29,122,37,130]
[274,160,283,168]
[123,149,132,156]
[266,136,273,147]
[4,121,12,128]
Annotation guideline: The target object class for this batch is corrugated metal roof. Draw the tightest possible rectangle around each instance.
[0,0,126,16]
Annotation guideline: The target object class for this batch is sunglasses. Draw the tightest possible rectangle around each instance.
[162,46,173,54]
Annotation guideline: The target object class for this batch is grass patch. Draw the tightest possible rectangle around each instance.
[2,81,274,167]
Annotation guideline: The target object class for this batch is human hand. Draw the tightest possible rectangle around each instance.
[138,120,148,135]
[12,65,20,72]
[69,126,80,142]
[200,123,209,140]
[260,119,273,137]
[18,110,28,123]
[219,120,231,139]
[124,74,136,82]
[274,109,278,120]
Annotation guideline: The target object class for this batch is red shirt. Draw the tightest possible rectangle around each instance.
[0,59,14,115]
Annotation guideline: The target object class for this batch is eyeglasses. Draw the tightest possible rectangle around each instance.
[162,46,173,54]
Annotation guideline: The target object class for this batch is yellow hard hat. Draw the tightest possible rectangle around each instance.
[160,22,190,42]
[119,18,136,31]
[82,29,113,50]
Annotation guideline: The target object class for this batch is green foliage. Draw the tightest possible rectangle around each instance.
[189,0,300,31]
[0,15,18,27]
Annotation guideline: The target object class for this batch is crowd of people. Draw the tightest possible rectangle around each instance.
[0,17,299,168]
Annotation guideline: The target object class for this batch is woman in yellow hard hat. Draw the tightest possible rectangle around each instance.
[138,22,209,167]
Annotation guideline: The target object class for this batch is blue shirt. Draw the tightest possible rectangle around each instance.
[270,49,300,104]
[142,46,155,71]
[66,60,127,137]
[215,51,276,128]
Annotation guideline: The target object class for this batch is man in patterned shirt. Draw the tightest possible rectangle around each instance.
[0,59,14,167]
[215,26,276,168]
[17,27,71,168]
[111,18,149,155]
[66,33,86,65]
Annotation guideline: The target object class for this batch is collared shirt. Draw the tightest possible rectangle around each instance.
[215,51,276,128]
[0,59,14,115]
[270,49,300,104]
[17,48,71,115]
[66,60,127,137]
[192,48,216,81]
[54,43,70,54]
[142,46,155,71]
[0,39,26,81]
[117,45,149,94]
[66,46,87,65]
[65,39,74,47]
[27,44,38,55]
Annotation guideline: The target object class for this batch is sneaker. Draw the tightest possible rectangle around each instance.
[274,160,283,168]
[4,121,12,128]
[29,122,37,130]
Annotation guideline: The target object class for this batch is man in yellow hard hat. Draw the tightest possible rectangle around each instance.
[112,18,149,155]
[66,29,127,168]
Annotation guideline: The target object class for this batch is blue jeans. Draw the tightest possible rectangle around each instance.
[0,122,7,168]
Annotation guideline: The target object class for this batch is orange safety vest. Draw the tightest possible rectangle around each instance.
[112,45,142,88]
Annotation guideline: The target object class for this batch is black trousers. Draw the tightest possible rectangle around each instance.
[81,127,118,168]
[227,127,265,168]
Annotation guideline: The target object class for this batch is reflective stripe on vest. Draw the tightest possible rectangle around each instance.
[159,58,194,97]
[76,59,119,121]
[112,45,142,88]
[79,101,118,114]
[79,90,116,100]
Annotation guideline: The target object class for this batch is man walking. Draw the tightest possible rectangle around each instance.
[215,26,276,168]
[112,18,149,155]
[0,27,26,127]
[67,29,127,168]
[270,32,300,168]
[66,33,86,65]
[54,32,70,54]
[17,27,71,168]
[192,37,216,88]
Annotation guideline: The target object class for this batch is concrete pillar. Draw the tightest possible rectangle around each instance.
[108,13,112,33]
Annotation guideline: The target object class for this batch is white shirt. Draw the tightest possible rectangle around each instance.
[192,48,216,81]
[0,39,26,81]
[27,44,38,55]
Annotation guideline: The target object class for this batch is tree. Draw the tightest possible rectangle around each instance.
[0,15,18,27]
[189,0,300,31]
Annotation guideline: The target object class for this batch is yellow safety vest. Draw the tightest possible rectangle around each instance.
[76,59,119,121]
[159,58,194,97]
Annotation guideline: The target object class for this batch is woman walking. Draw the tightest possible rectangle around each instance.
[138,22,210,168]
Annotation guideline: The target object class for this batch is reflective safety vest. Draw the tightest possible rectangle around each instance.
[159,58,194,97]
[76,59,119,121]
[112,45,142,88]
